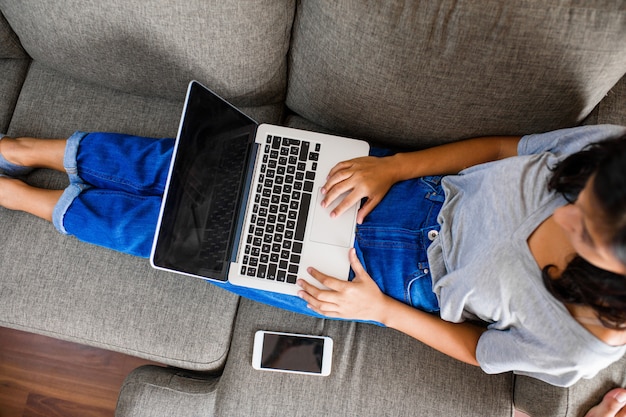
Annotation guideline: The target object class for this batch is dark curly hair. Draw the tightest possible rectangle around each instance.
[542,133,626,330]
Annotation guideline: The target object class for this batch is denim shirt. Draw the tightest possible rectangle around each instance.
[427,124,626,387]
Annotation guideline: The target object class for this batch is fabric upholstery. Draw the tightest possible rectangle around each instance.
[0,204,238,370]
[116,366,219,417]
[0,10,25,58]
[287,0,626,148]
[1,1,626,416]
[7,63,284,141]
[0,59,28,133]
[584,75,626,126]
[0,63,284,370]
[515,356,626,417]
[0,11,28,132]
[211,299,514,417]
[0,0,295,105]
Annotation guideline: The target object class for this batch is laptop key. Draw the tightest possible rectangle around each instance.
[294,192,311,241]
[268,264,277,280]
[299,141,310,161]
[277,269,286,282]
[292,241,303,254]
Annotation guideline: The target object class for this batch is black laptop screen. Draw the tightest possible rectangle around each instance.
[152,82,257,281]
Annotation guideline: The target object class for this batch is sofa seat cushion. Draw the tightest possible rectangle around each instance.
[0,0,295,105]
[287,0,626,148]
[1,202,239,370]
[0,62,281,370]
[212,299,514,417]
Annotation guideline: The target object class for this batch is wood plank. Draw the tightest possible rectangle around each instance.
[0,382,28,417]
[0,326,159,417]
[23,394,109,417]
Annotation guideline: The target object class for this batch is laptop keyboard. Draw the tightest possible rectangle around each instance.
[240,135,321,284]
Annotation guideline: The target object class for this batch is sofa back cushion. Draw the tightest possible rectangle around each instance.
[0,11,25,58]
[287,0,626,148]
[0,0,295,105]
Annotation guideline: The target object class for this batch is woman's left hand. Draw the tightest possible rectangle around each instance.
[297,248,390,323]
[321,155,398,224]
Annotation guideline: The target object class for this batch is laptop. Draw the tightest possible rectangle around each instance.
[151,81,369,295]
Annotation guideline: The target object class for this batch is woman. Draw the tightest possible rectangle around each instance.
[1,124,625,387]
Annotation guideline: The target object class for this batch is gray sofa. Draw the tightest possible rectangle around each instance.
[1,1,625,416]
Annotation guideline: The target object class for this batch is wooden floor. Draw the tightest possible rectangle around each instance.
[0,326,158,417]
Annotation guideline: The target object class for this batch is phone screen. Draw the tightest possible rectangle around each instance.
[260,333,325,373]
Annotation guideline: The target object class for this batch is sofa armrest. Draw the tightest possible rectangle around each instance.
[514,356,626,417]
[116,366,219,417]
[584,74,626,126]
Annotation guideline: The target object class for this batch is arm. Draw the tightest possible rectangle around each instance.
[322,136,520,222]
[298,249,486,366]
[385,301,485,366]
[385,135,521,179]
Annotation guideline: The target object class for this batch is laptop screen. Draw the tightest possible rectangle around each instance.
[152,82,257,281]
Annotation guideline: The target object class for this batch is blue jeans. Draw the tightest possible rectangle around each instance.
[54,132,442,322]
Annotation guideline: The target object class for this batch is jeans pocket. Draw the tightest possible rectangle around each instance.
[420,176,445,203]
[406,264,440,312]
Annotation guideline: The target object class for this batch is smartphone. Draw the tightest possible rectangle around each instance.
[252,331,333,376]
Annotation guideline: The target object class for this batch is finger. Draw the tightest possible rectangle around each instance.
[297,285,328,307]
[307,267,348,292]
[322,179,355,208]
[348,248,367,277]
[329,191,366,219]
[322,163,355,195]
[297,280,340,313]
[297,278,332,301]
[306,302,342,318]
[326,160,355,180]
[356,197,379,224]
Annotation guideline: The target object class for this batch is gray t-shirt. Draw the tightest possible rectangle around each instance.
[427,124,626,387]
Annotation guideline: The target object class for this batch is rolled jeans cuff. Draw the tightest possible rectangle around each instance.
[64,131,89,185]
[52,183,91,235]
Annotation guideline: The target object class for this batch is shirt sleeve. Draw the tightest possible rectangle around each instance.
[518,124,626,157]
[476,328,580,387]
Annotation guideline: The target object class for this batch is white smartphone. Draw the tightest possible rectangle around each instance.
[252,330,333,376]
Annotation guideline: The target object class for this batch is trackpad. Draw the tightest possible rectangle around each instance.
[309,189,357,248]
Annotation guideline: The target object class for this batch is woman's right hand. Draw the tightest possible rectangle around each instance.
[320,155,398,224]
